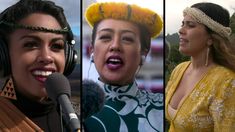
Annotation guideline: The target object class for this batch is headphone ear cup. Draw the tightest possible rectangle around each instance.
[0,38,11,77]
[64,43,77,76]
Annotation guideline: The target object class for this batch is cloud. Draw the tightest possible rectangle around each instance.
[166,0,235,34]
[53,0,80,36]
[53,0,80,26]
[0,0,17,12]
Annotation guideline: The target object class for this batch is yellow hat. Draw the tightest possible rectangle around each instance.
[85,2,163,38]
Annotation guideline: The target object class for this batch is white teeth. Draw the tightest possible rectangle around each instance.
[109,58,121,62]
[33,70,53,76]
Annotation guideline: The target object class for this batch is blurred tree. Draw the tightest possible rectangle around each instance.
[230,12,235,33]
[165,41,189,83]
[230,12,235,42]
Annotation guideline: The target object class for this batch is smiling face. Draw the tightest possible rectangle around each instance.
[8,13,66,101]
[178,15,212,56]
[91,19,142,85]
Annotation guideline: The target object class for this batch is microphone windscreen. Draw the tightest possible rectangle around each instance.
[45,72,71,102]
[82,79,105,120]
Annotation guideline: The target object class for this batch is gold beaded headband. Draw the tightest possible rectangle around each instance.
[85,2,163,38]
[183,7,231,39]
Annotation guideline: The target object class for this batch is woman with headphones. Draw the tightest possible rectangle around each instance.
[0,0,77,131]
[83,2,163,132]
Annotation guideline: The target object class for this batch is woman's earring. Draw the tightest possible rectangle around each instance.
[140,55,146,65]
[0,77,17,100]
[205,47,210,66]
[90,53,94,63]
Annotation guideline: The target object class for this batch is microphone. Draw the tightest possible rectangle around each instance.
[82,79,105,121]
[45,72,80,132]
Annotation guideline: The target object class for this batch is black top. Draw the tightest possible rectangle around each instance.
[11,90,68,132]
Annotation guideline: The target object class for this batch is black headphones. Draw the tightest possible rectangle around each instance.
[0,5,77,77]
[64,29,78,76]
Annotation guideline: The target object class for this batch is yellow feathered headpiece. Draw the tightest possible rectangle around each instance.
[85,2,163,38]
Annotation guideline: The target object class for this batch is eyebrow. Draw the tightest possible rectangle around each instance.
[98,28,137,35]
[19,35,65,42]
[182,20,198,24]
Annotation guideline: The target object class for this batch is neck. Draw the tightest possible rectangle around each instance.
[99,77,135,86]
[190,49,214,69]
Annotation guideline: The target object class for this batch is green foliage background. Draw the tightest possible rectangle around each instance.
[165,35,190,83]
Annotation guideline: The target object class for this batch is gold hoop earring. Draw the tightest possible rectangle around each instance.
[205,47,210,66]
[0,77,17,100]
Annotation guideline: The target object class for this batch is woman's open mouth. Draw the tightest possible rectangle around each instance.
[32,70,54,83]
[106,56,123,70]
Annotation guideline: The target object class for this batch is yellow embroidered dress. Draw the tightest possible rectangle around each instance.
[165,61,235,132]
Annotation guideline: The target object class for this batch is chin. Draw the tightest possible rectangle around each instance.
[101,78,121,85]
[108,79,133,86]
[179,49,189,55]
